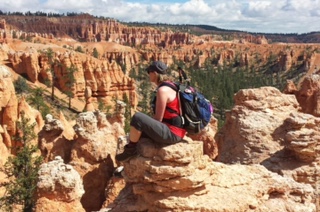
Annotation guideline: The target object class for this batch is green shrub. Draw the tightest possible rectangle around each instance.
[14,77,30,94]
[0,112,43,212]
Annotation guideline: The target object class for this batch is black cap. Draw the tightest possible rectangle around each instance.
[146,61,167,75]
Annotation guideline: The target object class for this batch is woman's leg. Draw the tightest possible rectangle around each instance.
[129,126,141,143]
[130,112,181,144]
[116,112,182,162]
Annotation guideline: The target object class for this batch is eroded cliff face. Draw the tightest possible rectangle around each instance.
[37,109,127,211]
[3,37,320,115]
[0,64,44,199]
[0,64,43,157]
[2,16,320,82]
[295,75,320,117]
[6,47,138,110]
[216,84,320,210]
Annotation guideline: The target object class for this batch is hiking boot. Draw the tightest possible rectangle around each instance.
[115,145,138,162]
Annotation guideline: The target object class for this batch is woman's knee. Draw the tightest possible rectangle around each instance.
[130,112,146,130]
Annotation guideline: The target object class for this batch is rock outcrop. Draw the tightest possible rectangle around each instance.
[35,156,85,212]
[217,86,300,164]
[0,64,43,156]
[296,74,320,117]
[188,117,219,159]
[0,64,18,149]
[38,113,75,163]
[107,138,315,211]
[38,110,126,212]
[216,86,320,209]
[35,85,320,211]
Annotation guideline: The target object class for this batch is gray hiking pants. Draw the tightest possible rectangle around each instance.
[130,112,182,144]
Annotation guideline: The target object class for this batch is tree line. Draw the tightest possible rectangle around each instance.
[0,11,88,17]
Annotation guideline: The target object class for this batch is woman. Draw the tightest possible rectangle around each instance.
[115,61,186,162]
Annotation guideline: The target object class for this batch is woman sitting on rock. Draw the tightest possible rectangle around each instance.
[115,61,186,162]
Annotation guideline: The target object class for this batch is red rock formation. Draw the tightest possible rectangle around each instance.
[0,64,44,199]
[188,117,219,159]
[296,74,320,116]
[37,107,129,211]
[283,80,298,94]
[38,113,75,163]
[2,14,320,211]
[216,86,320,208]
[0,65,43,152]
[108,138,315,211]
[217,86,300,164]
[284,74,320,117]
[0,65,18,140]
[7,48,138,110]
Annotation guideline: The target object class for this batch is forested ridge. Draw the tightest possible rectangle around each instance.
[1,10,320,43]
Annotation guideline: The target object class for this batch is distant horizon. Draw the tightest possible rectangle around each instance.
[1,0,320,34]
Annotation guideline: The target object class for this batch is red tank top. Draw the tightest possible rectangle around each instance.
[162,92,186,138]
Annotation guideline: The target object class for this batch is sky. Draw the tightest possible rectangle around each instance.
[1,0,320,34]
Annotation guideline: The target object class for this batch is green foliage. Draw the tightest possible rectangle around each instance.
[187,61,286,128]
[135,66,153,115]
[12,31,18,39]
[45,48,54,61]
[43,78,51,87]
[129,68,137,79]
[98,99,113,117]
[119,62,127,74]
[13,77,30,94]
[27,87,51,118]
[0,112,43,212]
[63,64,78,109]
[75,46,84,53]
[92,47,99,58]
[41,47,57,101]
[122,93,132,133]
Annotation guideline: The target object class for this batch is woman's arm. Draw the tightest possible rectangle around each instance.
[153,86,169,121]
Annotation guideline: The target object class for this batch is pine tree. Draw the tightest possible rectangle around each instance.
[27,87,51,117]
[44,48,56,101]
[0,111,43,212]
[63,64,78,109]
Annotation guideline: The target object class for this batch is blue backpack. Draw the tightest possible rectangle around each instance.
[160,68,213,135]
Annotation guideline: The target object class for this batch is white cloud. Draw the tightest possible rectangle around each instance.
[1,0,320,33]
[243,1,273,17]
[1,0,42,11]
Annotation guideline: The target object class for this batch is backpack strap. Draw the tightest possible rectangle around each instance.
[158,82,185,127]
[158,81,179,91]
[158,82,180,114]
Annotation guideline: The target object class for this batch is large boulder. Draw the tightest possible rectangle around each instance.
[216,86,300,164]
[35,156,85,212]
[107,139,315,211]
[216,86,320,209]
